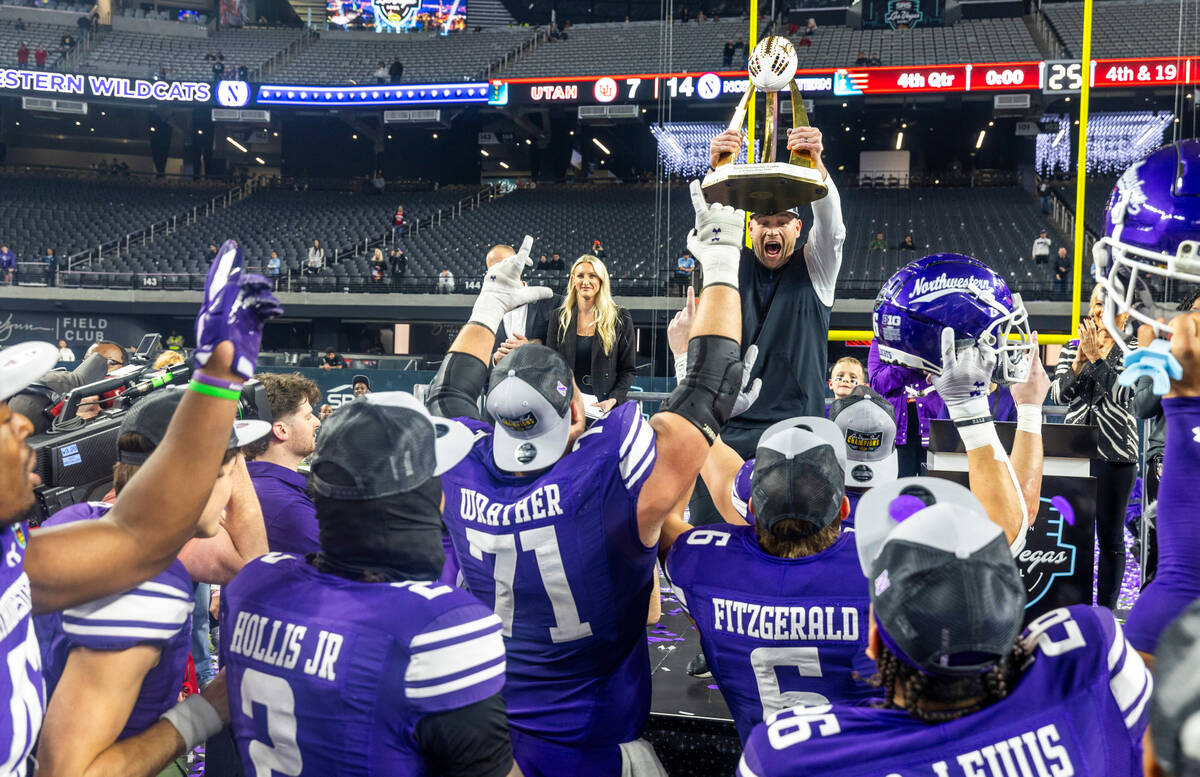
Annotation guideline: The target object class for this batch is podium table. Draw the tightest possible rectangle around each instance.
[927,420,1098,622]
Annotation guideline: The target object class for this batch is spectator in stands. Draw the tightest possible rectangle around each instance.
[34,44,47,69]
[437,268,455,293]
[868,233,887,251]
[370,248,387,282]
[317,404,333,422]
[266,250,281,282]
[1053,246,1071,298]
[320,348,345,370]
[392,204,407,239]
[374,61,388,84]
[723,40,736,67]
[854,50,871,65]
[14,17,26,30]
[547,255,636,413]
[898,235,917,250]
[1032,228,1052,267]
[675,250,695,293]
[236,63,248,81]
[57,340,75,362]
[16,42,28,68]
[592,239,606,260]
[538,254,549,271]
[204,51,215,61]
[0,243,15,286]
[352,374,370,396]
[549,253,565,271]
[798,17,816,46]
[211,55,225,82]
[1038,179,1052,213]
[389,247,407,276]
[305,239,325,276]
[1050,285,1138,609]
[42,247,56,287]
[388,56,404,83]
[372,171,385,195]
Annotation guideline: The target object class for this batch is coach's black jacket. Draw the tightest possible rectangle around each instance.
[545,306,637,404]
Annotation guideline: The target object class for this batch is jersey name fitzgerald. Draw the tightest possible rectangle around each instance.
[711,600,860,642]
[457,484,565,527]
[226,611,345,680]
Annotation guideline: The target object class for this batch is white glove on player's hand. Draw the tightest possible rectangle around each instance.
[931,326,996,420]
[685,180,744,289]
[730,345,762,417]
[469,235,553,333]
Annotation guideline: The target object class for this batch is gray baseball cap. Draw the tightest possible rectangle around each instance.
[486,344,575,472]
[751,416,846,536]
[829,385,898,488]
[310,391,475,500]
[1151,600,1200,777]
[856,477,1027,676]
[118,388,272,465]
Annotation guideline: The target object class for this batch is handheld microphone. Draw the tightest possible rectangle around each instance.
[121,364,193,402]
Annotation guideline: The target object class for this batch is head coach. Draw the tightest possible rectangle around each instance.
[689,125,846,525]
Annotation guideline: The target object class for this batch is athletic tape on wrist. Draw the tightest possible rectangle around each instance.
[161,694,223,751]
[1016,405,1042,435]
[944,396,990,423]
[674,353,689,382]
[957,418,1002,454]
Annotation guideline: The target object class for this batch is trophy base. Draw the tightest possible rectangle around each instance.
[701,163,828,214]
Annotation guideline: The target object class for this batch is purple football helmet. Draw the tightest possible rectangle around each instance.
[873,254,1032,384]
[1093,140,1200,351]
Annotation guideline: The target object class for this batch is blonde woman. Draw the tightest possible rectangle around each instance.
[546,255,636,412]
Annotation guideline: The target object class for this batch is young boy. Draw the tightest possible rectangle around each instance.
[829,356,865,399]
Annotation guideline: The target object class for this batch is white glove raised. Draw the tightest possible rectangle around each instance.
[931,326,996,422]
[685,180,744,289]
[730,344,762,417]
[469,235,553,333]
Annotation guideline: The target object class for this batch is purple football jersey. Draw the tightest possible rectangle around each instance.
[665,524,875,743]
[440,402,658,747]
[0,521,42,777]
[738,605,1151,777]
[35,502,193,739]
[221,552,506,776]
[730,461,859,527]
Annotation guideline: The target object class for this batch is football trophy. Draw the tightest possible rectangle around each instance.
[702,35,828,213]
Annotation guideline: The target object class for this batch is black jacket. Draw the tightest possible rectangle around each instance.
[546,306,636,403]
[494,296,556,353]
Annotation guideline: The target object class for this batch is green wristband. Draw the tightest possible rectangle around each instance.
[188,380,242,402]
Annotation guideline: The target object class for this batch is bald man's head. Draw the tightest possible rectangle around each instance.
[485,244,516,269]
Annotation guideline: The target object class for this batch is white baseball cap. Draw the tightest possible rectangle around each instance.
[0,342,59,405]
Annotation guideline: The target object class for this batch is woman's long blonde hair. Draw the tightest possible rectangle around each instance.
[372,248,384,262]
[558,255,619,354]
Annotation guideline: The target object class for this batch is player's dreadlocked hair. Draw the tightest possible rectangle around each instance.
[868,641,1029,724]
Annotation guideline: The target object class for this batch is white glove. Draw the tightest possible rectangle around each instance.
[730,345,762,417]
[685,179,744,289]
[469,235,553,333]
[931,327,996,421]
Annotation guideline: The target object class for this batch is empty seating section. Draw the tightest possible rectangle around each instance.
[81,27,304,80]
[1043,0,1200,58]
[0,18,76,69]
[269,27,536,85]
[504,17,1040,77]
[81,187,470,286]
[406,183,1059,298]
[0,174,222,261]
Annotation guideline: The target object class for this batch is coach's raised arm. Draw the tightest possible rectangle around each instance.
[26,240,282,613]
[690,125,846,526]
